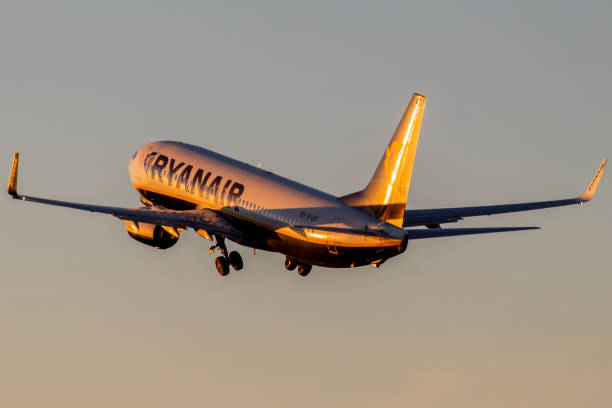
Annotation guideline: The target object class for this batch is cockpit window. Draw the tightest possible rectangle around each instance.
[132,151,138,159]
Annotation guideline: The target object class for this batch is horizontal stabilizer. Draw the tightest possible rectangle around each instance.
[405,226,539,239]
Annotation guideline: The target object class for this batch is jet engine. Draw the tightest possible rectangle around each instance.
[124,221,179,249]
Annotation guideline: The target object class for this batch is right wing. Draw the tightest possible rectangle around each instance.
[7,152,244,240]
[403,159,607,228]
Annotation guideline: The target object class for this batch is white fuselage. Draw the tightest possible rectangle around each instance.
[129,141,406,267]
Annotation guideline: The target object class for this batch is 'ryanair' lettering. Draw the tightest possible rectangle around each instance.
[143,152,246,203]
[221,179,233,202]
[208,176,223,202]
[227,182,244,201]
[144,152,244,203]
[151,154,168,182]
[190,169,212,197]
[167,159,185,186]
[178,165,193,191]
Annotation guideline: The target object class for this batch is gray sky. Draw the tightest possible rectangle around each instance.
[1,1,611,407]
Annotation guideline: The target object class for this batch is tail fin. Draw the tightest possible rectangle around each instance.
[341,93,426,227]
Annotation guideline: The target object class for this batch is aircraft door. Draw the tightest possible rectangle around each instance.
[327,217,341,255]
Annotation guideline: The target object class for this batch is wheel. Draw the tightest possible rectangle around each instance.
[229,251,243,271]
[284,256,298,271]
[215,256,230,276]
[297,263,312,277]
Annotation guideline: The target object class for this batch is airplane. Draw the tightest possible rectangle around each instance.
[6,93,607,277]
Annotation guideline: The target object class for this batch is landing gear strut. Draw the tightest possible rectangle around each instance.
[210,236,243,276]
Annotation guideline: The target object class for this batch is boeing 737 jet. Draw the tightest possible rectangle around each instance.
[7,94,607,276]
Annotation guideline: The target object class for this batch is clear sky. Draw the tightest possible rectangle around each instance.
[2,1,611,407]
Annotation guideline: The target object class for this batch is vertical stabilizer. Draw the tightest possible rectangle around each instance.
[340,93,426,227]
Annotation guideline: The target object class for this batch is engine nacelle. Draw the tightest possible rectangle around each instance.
[124,221,178,249]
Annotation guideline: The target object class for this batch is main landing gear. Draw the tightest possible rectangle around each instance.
[285,256,312,277]
[210,236,243,276]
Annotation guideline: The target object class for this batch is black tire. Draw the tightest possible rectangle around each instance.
[284,257,298,271]
[215,256,230,276]
[297,264,312,277]
[229,251,243,271]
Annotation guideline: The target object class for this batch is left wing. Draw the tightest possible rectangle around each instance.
[403,159,607,228]
[7,152,244,239]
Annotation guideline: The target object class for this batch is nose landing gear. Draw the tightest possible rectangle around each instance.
[210,236,243,276]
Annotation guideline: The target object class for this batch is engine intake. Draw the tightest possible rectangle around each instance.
[124,221,178,249]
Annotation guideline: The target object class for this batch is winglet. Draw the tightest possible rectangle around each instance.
[578,158,607,202]
[7,152,20,198]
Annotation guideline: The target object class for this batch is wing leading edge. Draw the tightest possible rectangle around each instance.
[403,159,607,228]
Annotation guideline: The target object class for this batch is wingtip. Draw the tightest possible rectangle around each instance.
[7,152,19,198]
[578,158,607,202]
[412,93,427,102]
